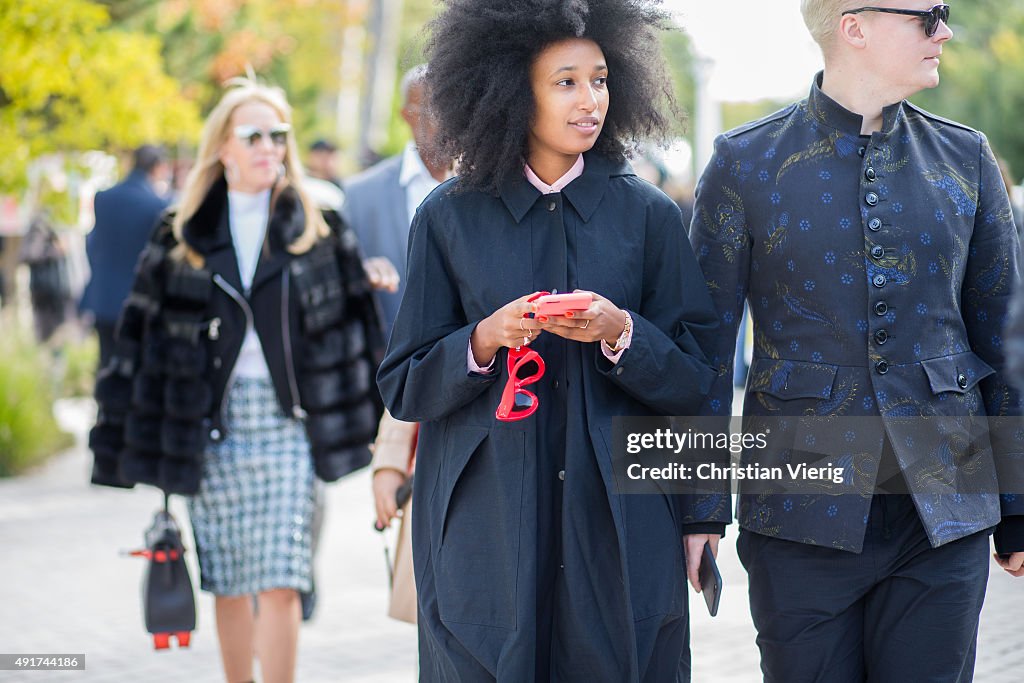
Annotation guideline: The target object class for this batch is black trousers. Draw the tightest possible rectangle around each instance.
[738,495,990,683]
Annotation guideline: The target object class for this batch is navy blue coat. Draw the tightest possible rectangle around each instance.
[82,170,168,323]
[378,152,727,681]
[690,74,1024,553]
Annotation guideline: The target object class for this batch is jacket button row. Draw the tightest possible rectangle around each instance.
[874,301,888,316]
[875,360,889,375]
[874,329,888,345]
[868,218,882,231]
[957,373,968,389]
[865,167,877,182]
[865,192,879,207]
[873,274,886,288]
[870,245,884,259]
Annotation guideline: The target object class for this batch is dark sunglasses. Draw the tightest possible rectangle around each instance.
[495,345,546,422]
[842,4,949,37]
[233,123,292,147]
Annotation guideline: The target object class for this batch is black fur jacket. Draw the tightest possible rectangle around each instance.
[89,177,386,494]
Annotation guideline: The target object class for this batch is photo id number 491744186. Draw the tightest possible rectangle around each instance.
[0,654,85,670]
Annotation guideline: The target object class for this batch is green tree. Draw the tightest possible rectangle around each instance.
[100,0,350,157]
[912,0,1024,179]
[0,0,200,193]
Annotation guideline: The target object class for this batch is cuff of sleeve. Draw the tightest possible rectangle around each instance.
[600,310,633,363]
[467,337,497,374]
[600,339,626,363]
[994,516,1024,555]
[681,523,726,538]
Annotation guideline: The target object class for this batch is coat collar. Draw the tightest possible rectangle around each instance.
[806,71,905,138]
[182,176,307,292]
[498,151,633,224]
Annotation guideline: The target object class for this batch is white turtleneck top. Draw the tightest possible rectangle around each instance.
[227,189,271,379]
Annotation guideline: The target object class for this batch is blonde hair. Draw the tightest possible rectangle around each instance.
[801,0,866,54]
[172,78,327,267]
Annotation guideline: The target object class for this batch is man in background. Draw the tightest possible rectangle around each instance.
[306,138,342,189]
[342,64,451,335]
[81,144,169,370]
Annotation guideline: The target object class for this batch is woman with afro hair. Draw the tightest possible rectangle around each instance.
[377,1,728,680]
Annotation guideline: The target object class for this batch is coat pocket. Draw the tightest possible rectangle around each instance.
[921,351,996,394]
[433,426,524,629]
[748,358,839,400]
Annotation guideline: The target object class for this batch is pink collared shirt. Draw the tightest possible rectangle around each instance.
[468,155,631,373]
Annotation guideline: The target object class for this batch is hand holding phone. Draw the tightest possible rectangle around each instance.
[698,542,722,617]
[531,292,592,317]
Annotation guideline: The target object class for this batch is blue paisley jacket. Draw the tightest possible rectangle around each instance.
[690,73,1024,553]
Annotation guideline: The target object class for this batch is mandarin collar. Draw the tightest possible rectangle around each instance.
[806,71,905,138]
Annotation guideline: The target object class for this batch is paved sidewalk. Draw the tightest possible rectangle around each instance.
[0,399,1020,682]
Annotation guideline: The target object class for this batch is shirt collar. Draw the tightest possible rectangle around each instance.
[499,151,632,224]
[524,154,585,194]
[806,71,905,138]
[399,142,434,188]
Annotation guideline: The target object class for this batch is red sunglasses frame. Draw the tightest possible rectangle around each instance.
[495,344,546,422]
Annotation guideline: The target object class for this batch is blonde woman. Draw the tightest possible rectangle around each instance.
[89,80,386,683]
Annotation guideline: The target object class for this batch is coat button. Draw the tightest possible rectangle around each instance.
[875,360,889,375]
[873,274,886,288]
[865,192,879,206]
[865,167,877,181]
[213,357,222,369]
[868,217,882,231]
[874,301,888,316]
[210,428,221,440]
[957,373,968,389]
[874,329,888,345]
[547,200,557,212]
[553,380,560,389]
[558,470,565,481]
[871,245,884,259]
[615,366,624,376]
[858,146,867,157]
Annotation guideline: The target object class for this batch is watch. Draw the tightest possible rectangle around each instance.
[608,310,632,353]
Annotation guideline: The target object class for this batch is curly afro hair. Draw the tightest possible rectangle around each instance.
[425,0,679,194]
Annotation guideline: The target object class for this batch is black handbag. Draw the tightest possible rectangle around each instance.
[127,494,197,649]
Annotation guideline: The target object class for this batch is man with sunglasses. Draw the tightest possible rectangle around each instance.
[690,1,1023,680]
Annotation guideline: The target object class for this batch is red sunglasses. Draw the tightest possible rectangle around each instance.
[495,344,546,422]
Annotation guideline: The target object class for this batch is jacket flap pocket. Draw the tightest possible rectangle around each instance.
[921,352,996,394]
[748,358,839,400]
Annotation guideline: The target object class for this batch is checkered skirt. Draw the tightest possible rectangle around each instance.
[187,376,319,596]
